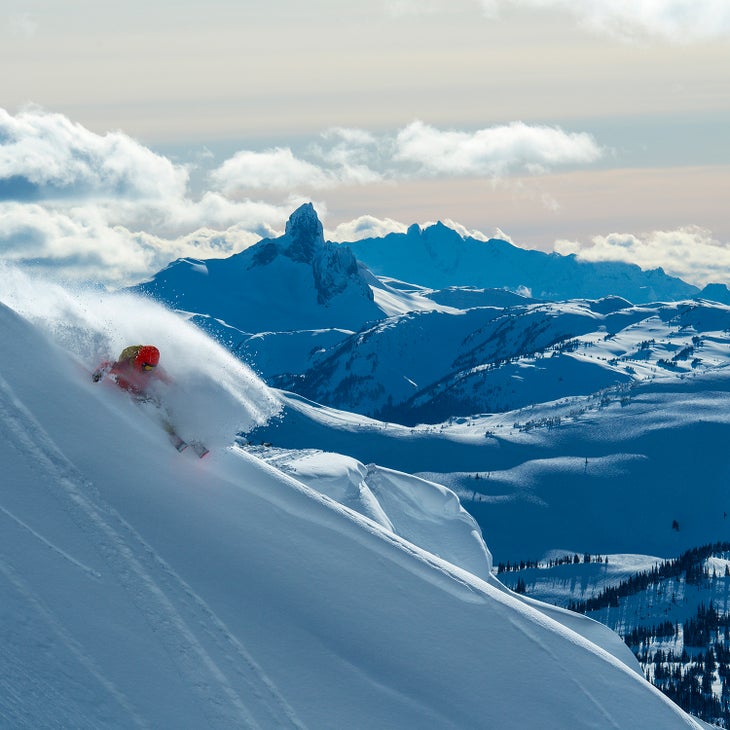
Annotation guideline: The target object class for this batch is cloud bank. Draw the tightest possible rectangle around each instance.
[0,108,310,284]
[555,227,730,288]
[0,107,187,200]
[210,120,603,195]
[2,106,725,289]
[0,107,605,284]
[393,121,602,176]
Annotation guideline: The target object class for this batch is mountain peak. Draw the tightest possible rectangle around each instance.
[284,202,325,264]
[698,282,730,304]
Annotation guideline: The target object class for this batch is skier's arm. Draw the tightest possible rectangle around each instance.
[92,361,113,382]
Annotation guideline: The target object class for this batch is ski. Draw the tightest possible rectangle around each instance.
[169,433,208,458]
[190,441,210,459]
[169,433,188,453]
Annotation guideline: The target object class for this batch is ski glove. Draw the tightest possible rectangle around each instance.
[92,363,112,382]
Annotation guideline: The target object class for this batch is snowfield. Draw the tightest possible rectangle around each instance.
[0,268,705,728]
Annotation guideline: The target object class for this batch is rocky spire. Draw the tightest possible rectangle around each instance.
[284,203,325,264]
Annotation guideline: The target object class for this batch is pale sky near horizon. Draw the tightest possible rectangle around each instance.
[1,0,729,287]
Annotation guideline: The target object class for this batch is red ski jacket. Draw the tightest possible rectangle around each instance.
[96,359,170,395]
[93,345,171,397]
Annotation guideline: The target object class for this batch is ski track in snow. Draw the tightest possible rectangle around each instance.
[0,503,101,580]
[0,556,150,729]
[0,372,307,730]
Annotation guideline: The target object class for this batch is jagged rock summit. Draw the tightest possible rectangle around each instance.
[283,202,324,263]
[271,202,371,306]
[133,203,380,333]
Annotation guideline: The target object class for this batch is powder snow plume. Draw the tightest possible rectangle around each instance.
[0,263,280,446]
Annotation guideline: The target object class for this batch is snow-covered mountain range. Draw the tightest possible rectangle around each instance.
[5,201,730,727]
[273,296,730,424]
[0,268,707,729]
[346,221,728,304]
[133,203,442,335]
[132,204,730,428]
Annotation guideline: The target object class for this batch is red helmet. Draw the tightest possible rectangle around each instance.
[134,345,160,372]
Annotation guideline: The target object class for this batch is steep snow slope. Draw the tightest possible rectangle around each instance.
[0,273,703,729]
[245,443,643,671]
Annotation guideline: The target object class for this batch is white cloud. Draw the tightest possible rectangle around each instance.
[211,121,603,196]
[385,0,730,41]
[0,107,188,200]
[210,129,385,196]
[311,127,384,185]
[209,148,334,194]
[0,201,286,286]
[394,120,603,176]
[481,0,730,43]
[0,107,302,284]
[327,215,408,242]
[0,203,155,283]
[555,227,730,287]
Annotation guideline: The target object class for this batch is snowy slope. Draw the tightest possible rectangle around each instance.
[272,296,730,426]
[0,270,704,729]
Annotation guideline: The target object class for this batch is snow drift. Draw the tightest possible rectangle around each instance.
[0,268,703,728]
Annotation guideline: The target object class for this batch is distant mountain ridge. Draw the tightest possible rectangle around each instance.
[135,204,730,332]
[345,221,702,303]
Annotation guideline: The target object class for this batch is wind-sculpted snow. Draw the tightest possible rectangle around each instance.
[248,447,493,581]
[0,277,705,728]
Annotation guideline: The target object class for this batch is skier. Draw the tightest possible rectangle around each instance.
[92,344,168,395]
[92,345,208,457]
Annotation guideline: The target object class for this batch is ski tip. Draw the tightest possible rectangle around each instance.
[189,441,210,459]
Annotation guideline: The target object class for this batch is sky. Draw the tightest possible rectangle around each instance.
[1,0,729,287]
